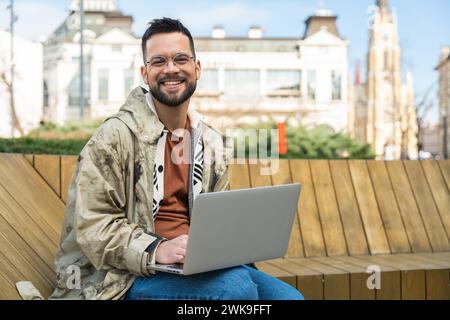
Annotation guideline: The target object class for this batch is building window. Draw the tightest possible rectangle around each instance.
[266,70,301,96]
[98,69,109,101]
[224,69,260,100]
[68,72,91,108]
[43,81,49,108]
[197,69,219,94]
[307,70,316,100]
[112,45,122,53]
[331,70,342,100]
[124,69,134,95]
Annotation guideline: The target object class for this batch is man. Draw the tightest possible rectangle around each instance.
[50,17,303,300]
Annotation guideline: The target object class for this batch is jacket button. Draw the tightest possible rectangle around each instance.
[158,165,163,172]
[159,200,164,206]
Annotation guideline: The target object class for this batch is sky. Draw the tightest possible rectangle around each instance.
[0,0,449,123]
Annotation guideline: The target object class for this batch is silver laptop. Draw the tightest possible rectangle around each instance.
[151,183,302,275]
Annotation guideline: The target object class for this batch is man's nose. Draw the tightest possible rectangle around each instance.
[163,60,180,73]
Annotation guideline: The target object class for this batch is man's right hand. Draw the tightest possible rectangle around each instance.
[155,234,188,264]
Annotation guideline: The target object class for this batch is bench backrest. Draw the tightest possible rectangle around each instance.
[0,153,449,298]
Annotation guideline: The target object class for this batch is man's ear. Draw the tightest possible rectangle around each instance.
[140,65,148,85]
[195,59,201,81]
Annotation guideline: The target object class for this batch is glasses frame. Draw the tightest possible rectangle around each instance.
[146,53,196,70]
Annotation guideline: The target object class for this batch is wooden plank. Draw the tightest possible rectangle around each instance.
[385,161,431,252]
[288,258,350,300]
[255,261,296,288]
[421,160,450,240]
[403,161,450,251]
[332,255,401,300]
[34,154,61,197]
[0,272,21,300]
[396,254,450,300]
[271,160,304,258]
[309,160,347,256]
[23,154,34,166]
[0,220,55,296]
[348,161,390,255]
[437,160,450,190]
[0,154,64,237]
[289,160,326,257]
[418,252,450,266]
[267,258,323,300]
[0,183,59,255]
[367,161,411,253]
[229,162,251,190]
[329,160,369,256]
[311,256,375,300]
[61,156,78,203]
[354,255,426,300]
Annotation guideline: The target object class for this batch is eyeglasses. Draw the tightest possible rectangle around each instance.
[146,53,195,69]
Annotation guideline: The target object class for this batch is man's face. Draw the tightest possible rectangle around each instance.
[141,32,201,107]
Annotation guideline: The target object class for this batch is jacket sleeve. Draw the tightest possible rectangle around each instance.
[73,121,158,276]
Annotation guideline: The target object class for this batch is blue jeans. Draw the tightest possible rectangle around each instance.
[125,265,304,300]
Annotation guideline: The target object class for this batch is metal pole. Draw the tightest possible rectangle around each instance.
[10,0,15,136]
[444,113,448,159]
[79,0,85,120]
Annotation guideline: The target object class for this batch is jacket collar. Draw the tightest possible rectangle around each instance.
[116,86,206,144]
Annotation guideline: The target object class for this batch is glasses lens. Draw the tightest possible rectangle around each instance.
[150,57,167,68]
[173,54,191,65]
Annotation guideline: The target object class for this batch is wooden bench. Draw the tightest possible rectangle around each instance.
[0,153,449,299]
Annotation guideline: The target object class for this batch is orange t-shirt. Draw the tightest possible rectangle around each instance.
[154,118,191,240]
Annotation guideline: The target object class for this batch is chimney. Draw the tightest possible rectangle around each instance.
[248,25,263,39]
[211,25,226,39]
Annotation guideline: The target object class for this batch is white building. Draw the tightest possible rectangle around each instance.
[43,0,142,124]
[44,0,351,134]
[0,29,43,138]
[192,7,350,132]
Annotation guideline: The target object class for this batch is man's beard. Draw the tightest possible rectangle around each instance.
[149,78,197,107]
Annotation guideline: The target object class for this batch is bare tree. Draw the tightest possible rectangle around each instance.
[414,81,438,156]
[0,64,24,137]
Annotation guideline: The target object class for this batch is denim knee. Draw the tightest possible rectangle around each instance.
[217,268,259,300]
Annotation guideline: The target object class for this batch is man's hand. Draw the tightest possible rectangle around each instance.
[155,234,188,264]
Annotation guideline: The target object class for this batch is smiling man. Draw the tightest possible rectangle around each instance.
[49,17,303,300]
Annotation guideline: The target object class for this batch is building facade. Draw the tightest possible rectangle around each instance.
[43,0,142,124]
[0,30,43,138]
[437,46,450,158]
[353,0,418,159]
[191,7,350,132]
[44,1,352,135]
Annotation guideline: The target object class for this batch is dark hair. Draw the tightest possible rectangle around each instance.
[141,17,196,63]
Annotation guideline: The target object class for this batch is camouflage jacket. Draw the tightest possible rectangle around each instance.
[49,87,230,300]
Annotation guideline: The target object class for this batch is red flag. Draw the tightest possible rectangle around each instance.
[277,122,287,155]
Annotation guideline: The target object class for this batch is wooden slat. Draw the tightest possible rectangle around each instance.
[309,160,347,256]
[0,154,64,237]
[385,161,431,252]
[267,258,323,300]
[229,162,251,190]
[289,160,326,257]
[61,156,78,203]
[367,161,410,253]
[396,254,450,300]
[421,160,450,240]
[329,160,369,256]
[403,161,450,251]
[254,261,297,288]
[23,154,34,166]
[311,256,375,300]
[354,255,426,300]
[271,160,304,258]
[348,161,390,254]
[332,255,401,300]
[288,257,350,300]
[34,154,61,197]
[418,252,450,266]
[438,160,450,190]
